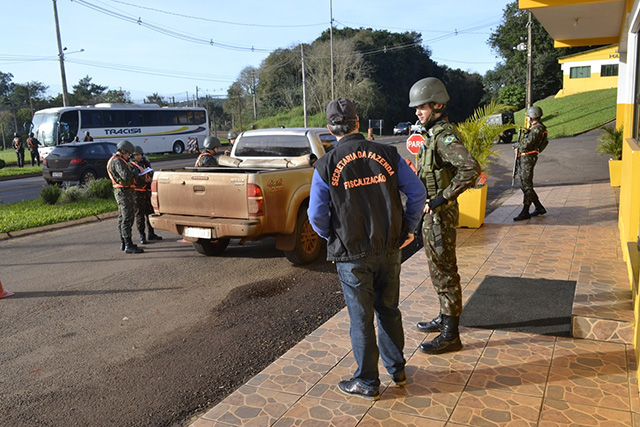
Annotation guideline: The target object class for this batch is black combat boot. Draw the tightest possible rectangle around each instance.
[417,314,443,333]
[531,198,547,216]
[147,224,163,240]
[125,238,144,254]
[139,232,148,245]
[120,237,126,251]
[419,314,462,354]
[513,205,532,221]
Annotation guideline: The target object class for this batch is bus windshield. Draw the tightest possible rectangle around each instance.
[30,112,59,147]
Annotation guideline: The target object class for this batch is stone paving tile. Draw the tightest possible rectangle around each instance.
[306,361,386,405]
[279,335,351,366]
[546,364,631,411]
[571,316,634,345]
[552,338,629,376]
[245,358,334,395]
[539,398,632,426]
[467,358,550,398]
[198,385,300,426]
[480,330,556,367]
[359,407,445,426]
[448,387,543,426]
[273,396,370,426]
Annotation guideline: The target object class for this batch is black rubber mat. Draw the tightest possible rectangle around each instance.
[460,275,577,337]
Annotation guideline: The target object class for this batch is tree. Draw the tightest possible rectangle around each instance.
[102,89,132,104]
[257,47,303,116]
[70,75,107,105]
[485,1,591,105]
[145,93,168,106]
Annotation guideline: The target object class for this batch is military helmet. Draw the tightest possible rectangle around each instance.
[227,130,238,140]
[14,132,20,137]
[117,140,135,153]
[133,145,144,155]
[29,132,34,137]
[526,105,543,119]
[408,77,450,108]
[203,136,221,149]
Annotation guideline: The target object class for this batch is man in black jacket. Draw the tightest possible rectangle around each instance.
[308,98,426,400]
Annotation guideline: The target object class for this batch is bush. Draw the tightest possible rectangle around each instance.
[498,85,526,110]
[41,184,61,205]
[60,185,90,203]
[86,178,114,199]
[596,124,623,160]
[0,159,5,170]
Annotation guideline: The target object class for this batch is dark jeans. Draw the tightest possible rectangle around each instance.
[336,250,405,390]
[16,150,24,168]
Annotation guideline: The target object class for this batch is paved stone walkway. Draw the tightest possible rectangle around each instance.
[191,182,637,426]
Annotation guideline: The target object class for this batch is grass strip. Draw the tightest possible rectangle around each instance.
[0,165,42,178]
[0,198,117,233]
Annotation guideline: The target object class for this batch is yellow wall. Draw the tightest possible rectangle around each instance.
[558,45,619,64]
[619,138,640,264]
[557,73,619,97]
[617,103,634,136]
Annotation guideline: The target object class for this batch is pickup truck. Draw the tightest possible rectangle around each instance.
[149,127,337,264]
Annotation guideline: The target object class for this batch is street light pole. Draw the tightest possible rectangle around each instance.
[52,0,69,107]
[301,44,308,127]
[526,11,533,108]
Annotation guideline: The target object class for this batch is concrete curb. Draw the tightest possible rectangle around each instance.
[0,210,118,241]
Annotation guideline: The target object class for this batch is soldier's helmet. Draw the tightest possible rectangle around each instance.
[85,131,91,136]
[14,132,20,137]
[526,106,543,119]
[133,145,144,155]
[408,77,450,108]
[204,136,221,149]
[227,131,238,140]
[117,140,135,153]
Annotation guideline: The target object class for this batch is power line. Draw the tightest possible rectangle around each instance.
[107,0,328,28]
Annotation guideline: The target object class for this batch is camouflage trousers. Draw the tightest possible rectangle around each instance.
[517,155,539,206]
[115,189,135,240]
[133,190,152,235]
[422,203,462,317]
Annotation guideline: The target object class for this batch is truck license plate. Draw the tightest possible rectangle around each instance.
[184,227,212,239]
[52,172,63,178]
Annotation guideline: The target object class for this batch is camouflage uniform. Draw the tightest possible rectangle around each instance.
[13,136,24,168]
[195,151,221,167]
[417,118,481,317]
[131,157,153,238]
[514,122,547,207]
[107,153,138,241]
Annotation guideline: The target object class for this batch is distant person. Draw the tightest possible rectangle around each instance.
[130,146,162,244]
[83,131,93,142]
[512,106,548,221]
[73,136,80,143]
[195,136,223,167]
[408,77,480,354]
[26,132,40,166]
[226,131,238,155]
[107,140,143,254]
[12,132,24,168]
[308,98,426,400]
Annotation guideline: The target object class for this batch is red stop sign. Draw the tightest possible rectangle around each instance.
[406,133,425,155]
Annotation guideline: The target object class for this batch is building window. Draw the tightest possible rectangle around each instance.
[601,64,619,77]
[570,66,591,78]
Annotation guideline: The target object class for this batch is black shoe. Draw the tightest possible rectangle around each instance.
[148,233,163,241]
[531,207,547,216]
[391,371,406,385]
[125,239,144,254]
[139,234,148,245]
[513,211,531,221]
[419,314,463,354]
[120,238,126,251]
[337,379,379,401]
[417,314,442,333]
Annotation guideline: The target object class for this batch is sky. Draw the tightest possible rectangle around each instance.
[1,0,511,104]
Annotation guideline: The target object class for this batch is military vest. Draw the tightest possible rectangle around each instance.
[417,121,455,203]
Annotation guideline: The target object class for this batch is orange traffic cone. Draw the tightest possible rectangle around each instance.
[0,280,15,299]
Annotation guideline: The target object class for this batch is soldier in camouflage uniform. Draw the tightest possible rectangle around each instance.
[195,136,223,167]
[131,146,155,244]
[107,140,143,254]
[409,77,481,354]
[513,106,547,221]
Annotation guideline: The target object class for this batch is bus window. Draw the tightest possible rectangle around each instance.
[80,110,104,128]
[59,110,79,143]
[193,111,206,125]
[177,111,193,124]
[160,111,178,126]
[123,110,143,127]
[143,111,161,126]
[103,110,124,128]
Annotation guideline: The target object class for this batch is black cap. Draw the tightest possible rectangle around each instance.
[326,98,357,125]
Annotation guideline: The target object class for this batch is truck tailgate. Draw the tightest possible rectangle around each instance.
[155,170,249,219]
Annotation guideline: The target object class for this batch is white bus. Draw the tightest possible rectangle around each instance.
[29,103,209,158]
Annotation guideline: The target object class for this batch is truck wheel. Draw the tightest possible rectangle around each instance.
[192,238,230,256]
[284,207,322,265]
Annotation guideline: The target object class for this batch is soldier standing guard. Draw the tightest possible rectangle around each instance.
[409,77,481,354]
[27,132,40,166]
[195,136,223,167]
[513,106,548,221]
[13,132,24,168]
[107,140,143,254]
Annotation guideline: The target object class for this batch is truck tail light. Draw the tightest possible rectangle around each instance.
[247,184,264,216]
[150,180,158,210]
[70,157,83,165]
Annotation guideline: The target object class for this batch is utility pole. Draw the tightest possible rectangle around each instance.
[52,0,69,106]
[195,86,199,107]
[301,44,308,127]
[526,11,533,109]
[185,91,189,106]
[329,0,335,100]
[27,84,34,118]
[251,71,257,122]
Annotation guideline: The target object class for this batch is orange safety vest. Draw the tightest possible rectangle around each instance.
[107,155,134,189]
[195,152,214,167]
[517,150,539,158]
[130,160,150,191]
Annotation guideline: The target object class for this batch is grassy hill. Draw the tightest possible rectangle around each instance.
[513,88,617,139]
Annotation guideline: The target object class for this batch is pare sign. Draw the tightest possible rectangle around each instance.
[406,134,425,155]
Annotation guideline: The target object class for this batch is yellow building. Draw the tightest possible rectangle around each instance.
[519,0,640,388]
[556,44,619,97]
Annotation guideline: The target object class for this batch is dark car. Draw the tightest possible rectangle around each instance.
[43,142,117,185]
[393,122,412,136]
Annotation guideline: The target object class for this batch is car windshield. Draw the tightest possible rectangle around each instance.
[30,112,59,147]
[234,134,311,157]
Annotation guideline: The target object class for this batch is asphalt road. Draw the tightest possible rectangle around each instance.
[0,129,611,426]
